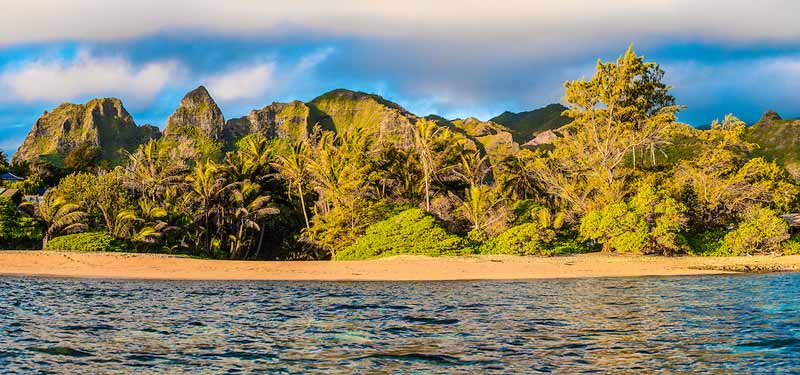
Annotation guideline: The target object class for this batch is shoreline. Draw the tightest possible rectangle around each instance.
[2,251,800,281]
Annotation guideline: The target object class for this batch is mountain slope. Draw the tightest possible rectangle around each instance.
[222,100,331,143]
[308,89,417,144]
[490,103,571,143]
[747,110,800,178]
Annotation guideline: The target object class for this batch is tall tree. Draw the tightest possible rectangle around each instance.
[185,160,226,255]
[274,141,312,231]
[413,119,441,211]
[536,46,681,214]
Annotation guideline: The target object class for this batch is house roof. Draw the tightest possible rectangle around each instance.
[781,214,800,227]
[0,172,23,181]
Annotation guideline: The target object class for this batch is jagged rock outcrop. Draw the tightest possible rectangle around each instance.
[12,98,160,165]
[759,109,782,124]
[490,103,571,143]
[522,129,558,148]
[449,117,519,161]
[222,101,325,143]
[164,86,225,140]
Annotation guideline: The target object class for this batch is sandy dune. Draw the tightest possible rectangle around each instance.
[1,251,800,281]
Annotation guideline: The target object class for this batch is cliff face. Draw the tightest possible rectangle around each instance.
[12,98,159,165]
[222,101,325,143]
[164,86,225,140]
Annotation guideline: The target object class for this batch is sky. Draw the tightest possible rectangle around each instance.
[2,1,800,156]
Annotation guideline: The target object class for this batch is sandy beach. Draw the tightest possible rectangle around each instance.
[1,251,799,281]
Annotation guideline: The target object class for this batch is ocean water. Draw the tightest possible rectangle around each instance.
[1,273,799,374]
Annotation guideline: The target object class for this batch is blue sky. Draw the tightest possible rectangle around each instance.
[2,1,800,156]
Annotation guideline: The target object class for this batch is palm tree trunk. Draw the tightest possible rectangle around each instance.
[424,169,431,212]
[255,219,266,259]
[298,183,310,231]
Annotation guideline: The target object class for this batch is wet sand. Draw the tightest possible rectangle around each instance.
[1,251,799,281]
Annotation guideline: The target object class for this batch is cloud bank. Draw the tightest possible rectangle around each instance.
[4,1,800,52]
[0,51,178,104]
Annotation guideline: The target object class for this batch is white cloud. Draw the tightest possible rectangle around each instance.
[205,63,276,102]
[3,1,800,53]
[0,51,179,103]
[203,48,333,102]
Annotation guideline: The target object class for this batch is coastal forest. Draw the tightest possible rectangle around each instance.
[1,47,799,260]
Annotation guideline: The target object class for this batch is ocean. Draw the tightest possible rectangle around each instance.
[1,273,799,373]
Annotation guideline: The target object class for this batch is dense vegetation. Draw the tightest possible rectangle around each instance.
[2,47,799,259]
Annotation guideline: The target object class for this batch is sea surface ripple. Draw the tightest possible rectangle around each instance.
[1,273,799,373]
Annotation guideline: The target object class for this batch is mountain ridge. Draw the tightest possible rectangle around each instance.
[10,87,579,169]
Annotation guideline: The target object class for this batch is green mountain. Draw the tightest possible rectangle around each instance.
[163,86,225,140]
[12,98,159,166]
[12,88,575,170]
[309,89,416,142]
[747,110,800,178]
[490,103,571,143]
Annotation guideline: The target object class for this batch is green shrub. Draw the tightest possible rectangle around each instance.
[45,232,130,252]
[687,229,732,256]
[334,208,473,260]
[723,208,789,255]
[784,234,800,255]
[481,223,588,256]
[580,184,687,254]
[481,223,554,255]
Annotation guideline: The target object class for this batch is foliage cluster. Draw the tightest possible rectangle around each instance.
[45,232,130,252]
[334,208,472,260]
[0,197,42,249]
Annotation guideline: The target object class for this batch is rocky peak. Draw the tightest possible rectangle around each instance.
[758,109,782,125]
[164,86,225,140]
[12,98,158,165]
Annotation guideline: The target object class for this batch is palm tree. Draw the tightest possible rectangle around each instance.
[227,180,279,259]
[37,192,86,248]
[458,185,504,234]
[274,141,312,231]
[186,160,226,255]
[124,139,187,203]
[224,133,273,182]
[497,151,544,200]
[455,150,491,188]
[413,119,441,211]
[307,129,372,214]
